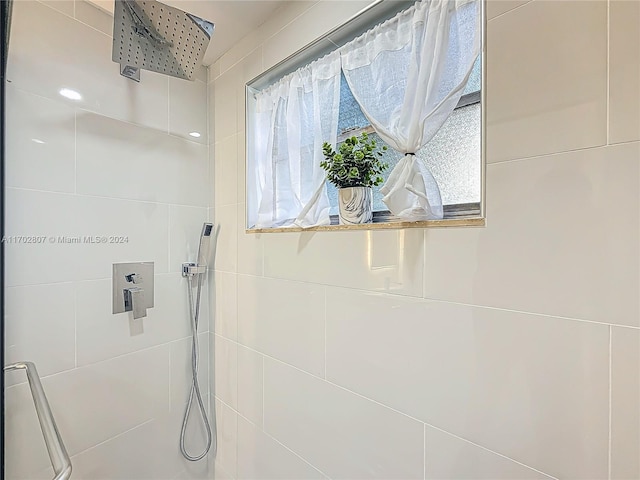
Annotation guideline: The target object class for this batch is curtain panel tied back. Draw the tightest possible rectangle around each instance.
[252,0,480,228]
[341,0,480,220]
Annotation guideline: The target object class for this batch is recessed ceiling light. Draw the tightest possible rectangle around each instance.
[59,88,82,101]
[31,138,45,144]
[189,131,201,138]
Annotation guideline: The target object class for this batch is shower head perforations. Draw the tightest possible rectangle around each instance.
[112,0,214,81]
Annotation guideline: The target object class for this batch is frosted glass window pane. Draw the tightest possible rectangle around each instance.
[463,56,481,95]
[417,103,481,205]
[329,76,480,216]
[337,73,369,134]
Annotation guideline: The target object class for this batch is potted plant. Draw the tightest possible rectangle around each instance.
[321,132,388,225]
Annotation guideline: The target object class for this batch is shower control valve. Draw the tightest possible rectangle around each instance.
[113,262,154,320]
[182,262,206,277]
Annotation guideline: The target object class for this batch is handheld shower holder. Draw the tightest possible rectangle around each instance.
[182,262,206,277]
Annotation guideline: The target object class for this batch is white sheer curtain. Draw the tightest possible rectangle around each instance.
[252,51,341,228]
[340,0,481,220]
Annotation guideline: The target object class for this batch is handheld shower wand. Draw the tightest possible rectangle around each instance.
[180,222,215,461]
[182,222,213,277]
[197,223,213,268]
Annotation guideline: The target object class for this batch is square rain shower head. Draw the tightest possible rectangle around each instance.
[112,0,214,81]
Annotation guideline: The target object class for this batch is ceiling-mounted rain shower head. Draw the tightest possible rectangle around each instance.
[112,0,214,81]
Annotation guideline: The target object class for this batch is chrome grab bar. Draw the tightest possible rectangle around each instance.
[4,362,72,480]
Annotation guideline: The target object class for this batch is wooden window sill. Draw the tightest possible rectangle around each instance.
[246,216,485,234]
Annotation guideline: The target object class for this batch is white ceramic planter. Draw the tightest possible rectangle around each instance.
[338,187,373,225]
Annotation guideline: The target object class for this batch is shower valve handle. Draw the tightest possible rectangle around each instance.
[124,286,147,319]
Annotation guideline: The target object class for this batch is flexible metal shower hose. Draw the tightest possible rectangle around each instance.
[180,272,216,461]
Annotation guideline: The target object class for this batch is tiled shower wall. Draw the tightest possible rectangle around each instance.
[209,0,639,479]
[4,1,215,478]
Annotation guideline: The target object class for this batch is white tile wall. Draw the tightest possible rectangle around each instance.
[214,399,239,478]
[486,0,607,163]
[40,0,74,17]
[69,395,216,480]
[170,333,210,409]
[74,0,113,35]
[5,85,75,193]
[4,1,213,479]
[325,287,609,479]
[236,204,264,276]
[213,333,238,409]
[214,204,239,273]
[213,68,238,142]
[215,134,239,207]
[424,143,640,327]
[237,416,326,480]
[68,419,187,480]
[212,271,239,340]
[609,0,640,144]
[207,0,640,479]
[263,229,425,296]
[237,275,326,377]
[263,358,425,479]
[76,112,208,206]
[611,327,640,480]
[4,283,75,386]
[485,0,531,20]
[262,1,373,71]
[6,345,171,478]
[75,275,199,366]
[8,1,170,132]
[169,77,208,144]
[237,345,264,427]
[5,380,56,478]
[424,427,553,480]
[4,188,172,286]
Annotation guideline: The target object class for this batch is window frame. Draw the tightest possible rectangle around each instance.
[244,0,487,233]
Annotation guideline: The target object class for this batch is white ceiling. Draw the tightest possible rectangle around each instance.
[88,0,290,65]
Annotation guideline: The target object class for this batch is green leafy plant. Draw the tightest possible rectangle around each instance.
[320,132,389,189]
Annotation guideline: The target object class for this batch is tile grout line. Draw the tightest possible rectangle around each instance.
[168,334,173,414]
[224,335,428,424]
[216,1,320,78]
[323,287,327,379]
[7,271,191,290]
[5,185,211,210]
[608,324,613,480]
[487,140,637,167]
[74,109,77,194]
[6,83,207,147]
[35,336,188,380]
[167,76,171,135]
[73,282,78,368]
[261,354,265,429]
[606,0,611,146]
[425,424,558,480]
[487,0,534,22]
[422,228,427,298]
[167,207,172,276]
[423,423,427,480]
[229,399,330,480]
[225,350,557,480]
[69,419,156,460]
[9,267,640,333]
[224,271,640,331]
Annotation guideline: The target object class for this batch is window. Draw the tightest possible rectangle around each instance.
[246,0,484,231]
[328,59,482,222]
